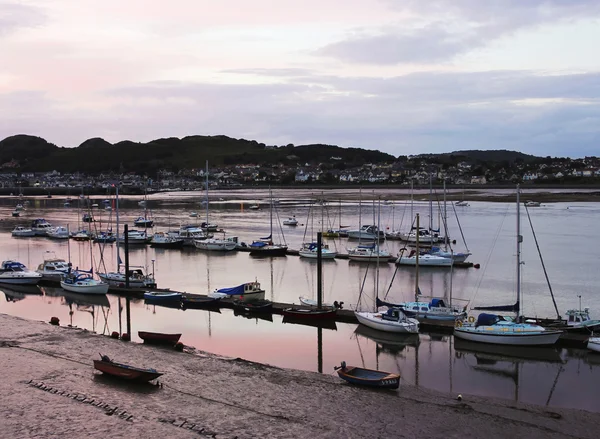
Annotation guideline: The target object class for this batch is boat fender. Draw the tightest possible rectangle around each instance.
[49,316,60,326]
[468,316,475,323]
[455,320,463,328]
[110,332,120,339]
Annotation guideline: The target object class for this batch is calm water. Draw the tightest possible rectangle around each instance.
[1,190,600,412]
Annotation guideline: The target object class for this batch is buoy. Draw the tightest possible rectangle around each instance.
[49,317,60,326]
[174,342,184,351]
[110,331,119,339]
[121,333,130,341]
[452,239,457,244]
[474,263,481,269]
[457,394,463,401]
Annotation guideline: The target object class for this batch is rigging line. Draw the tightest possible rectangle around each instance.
[451,201,470,252]
[468,202,510,306]
[524,205,561,320]
[355,263,371,311]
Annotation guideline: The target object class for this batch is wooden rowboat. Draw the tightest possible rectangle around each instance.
[232,299,273,314]
[138,331,181,345]
[334,361,400,389]
[282,308,337,320]
[93,354,163,382]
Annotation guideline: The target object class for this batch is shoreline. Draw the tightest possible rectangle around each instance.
[1,313,598,438]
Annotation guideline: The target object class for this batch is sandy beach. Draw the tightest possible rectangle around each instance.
[1,313,598,439]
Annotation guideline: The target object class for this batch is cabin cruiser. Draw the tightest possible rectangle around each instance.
[399,227,439,244]
[347,225,384,241]
[347,244,390,262]
[283,216,298,226]
[36,256,70,282]
[150,232,184,248]
[133,216,154,227]
[167,225,212,247]
[98,267,156,289]
[396,251,453,267]
[30,219,53,236]
[11,226,35,237]
[0,260,42,285]
[299,242,337,259]
[200,221,218,232]
[117,229,150,245]
[47,226,70,240]
[194,236,238,251]
[209,280,265,302]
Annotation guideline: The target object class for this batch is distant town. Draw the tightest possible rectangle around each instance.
[2,153,600,193]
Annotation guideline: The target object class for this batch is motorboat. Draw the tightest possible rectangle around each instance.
[347,245,390,262]
[200,221,218,232]
[11,226,35,237]
[11,210,20,217]
[93,231,116,243]
[209,281,266,302]
[150,232,184,249]
[455,200,470,207]
[189,212,198,218]
[248,240,288,256]
[30,218,53,236]
[347,225,383,241]
[524,201,541,207]
[71,230,92,241]
[118,229,150,245]
[168,225,212,247]
[399,228,439,244]
[36,254,70,282]
[133,216,154,228]
[47,226,70,240]
[298,242,337,259]
[82,213,94,223]
[98,267,156,289]
[194,237,237,251]
[249,203,260,210]
[138,200,147,207]
[355,308,420,334]
[0,261,42,285]
[15,204,24,211]
[283,216,298,226]
[377,297,466,324]
[396,251,453,267]
[60,271,109,294]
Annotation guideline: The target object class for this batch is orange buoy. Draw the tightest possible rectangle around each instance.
[110,331,119,339]
[474,263,481,269]
[121,333,131,341]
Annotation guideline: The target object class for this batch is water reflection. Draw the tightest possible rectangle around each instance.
[0,284,42,302]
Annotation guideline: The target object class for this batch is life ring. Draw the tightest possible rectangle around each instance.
[455,320,463,328]
[468,316,475,323]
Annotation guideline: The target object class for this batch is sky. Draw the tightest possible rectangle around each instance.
[1,0,600,157]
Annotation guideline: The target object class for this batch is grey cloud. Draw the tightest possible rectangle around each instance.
[0,2,46,36]
[318,0,600,64]
[220,68,316,77]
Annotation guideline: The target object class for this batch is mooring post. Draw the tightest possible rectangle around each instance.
[124,224,131,337]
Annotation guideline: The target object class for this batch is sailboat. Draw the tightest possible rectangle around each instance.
[454,186,562,346]
[60,226,109,295]
[133,182,154,228]
[354,208,420,334]
[248,189,288,256]
[98,185,156,288]
[299,194,337,259]
[283,232,337,320]
[378,214,466,327]
[455,186,469,206]
[348,195,390,262]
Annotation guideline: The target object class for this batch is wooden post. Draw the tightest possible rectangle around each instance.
[317,232,322,309]
[124,224,131,337]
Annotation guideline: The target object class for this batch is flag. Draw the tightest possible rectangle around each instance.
[417,287,422,296]
[117,255,123,265]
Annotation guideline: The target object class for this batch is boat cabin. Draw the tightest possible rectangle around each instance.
[381,308,408,322]
[0,261,27,272]
[566,308,591,326]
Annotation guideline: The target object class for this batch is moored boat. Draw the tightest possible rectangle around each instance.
[0,261,42,285]
[194,237,237,251]
[335,361,400,389]
[347,224,383,241]
[209,281,265,302]
[181,294,221,309]
[283,216,298,226]
[355,308,420,334]
[11,226,35,237]
[144,291,182,305]
[588,337,600,353]
[30,218,53,236]
[282,307,337,320]
[36,254,70,282]
[138,331,182,345]
[47,226,70,240]
[232,299,273,314]
[150,232,184,249]
[99,267,156,288]
[60,271,109,294]
[93,354,163,382]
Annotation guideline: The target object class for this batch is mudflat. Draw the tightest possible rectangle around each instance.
[0,313,597,439]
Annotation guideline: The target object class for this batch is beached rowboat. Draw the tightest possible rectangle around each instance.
[335,361,400,389]
[93,354,163,382]
[138,331,182,345]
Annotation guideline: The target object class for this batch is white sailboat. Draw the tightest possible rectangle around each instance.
[299,194,338,259]
[61,226,109,295]
[248,188,288,256]
[454,186,562,346]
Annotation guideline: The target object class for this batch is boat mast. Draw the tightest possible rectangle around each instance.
[317,231,322,309]
[429,173,433,233]
[516,184,522,321]
[443,179,449,250]
[205,160,209,227]
[116,183,120,273]
[415,213,420,302]
[269,187,273,242]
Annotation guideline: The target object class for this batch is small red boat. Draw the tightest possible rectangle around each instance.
[93,354,163,382]
[138,331,182,345]
[282,308,337,320]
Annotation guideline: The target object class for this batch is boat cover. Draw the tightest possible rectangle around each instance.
[476,313,500,326]
[250,241,268,248]
[430,298,447,308]
[216,284,245,295]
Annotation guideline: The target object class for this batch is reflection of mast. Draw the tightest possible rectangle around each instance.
[317,327,323,374]
[270,257,274,301]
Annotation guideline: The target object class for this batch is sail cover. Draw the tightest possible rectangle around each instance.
[473,301,519,312]
[216,284,245,295]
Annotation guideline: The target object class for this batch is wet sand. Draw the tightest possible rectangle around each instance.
[1,313,598,439]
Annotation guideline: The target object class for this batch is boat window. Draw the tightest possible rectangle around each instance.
[421,307,428,312]
[412,306,419,311]
[569,315,575,322]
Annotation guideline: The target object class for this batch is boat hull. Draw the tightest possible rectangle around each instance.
[336,366,400,389]
[282,308,337,320]
[60,280,109,295]
[0,276,41,285]
[355,312,419,333]
[396,256,452,267]
[588,338,600,353]
[138,331,181,345]
[298,250,337,259]
[93,360,162,382]
[249,246,288,256]
[194,240,237,251]
[453,327,562,346]
[98,273,149,289]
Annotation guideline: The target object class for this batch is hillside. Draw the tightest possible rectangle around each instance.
[0,134,396,174]
[416,149,539,164]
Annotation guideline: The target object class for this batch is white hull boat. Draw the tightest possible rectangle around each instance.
[36,256,70,282]
[396,253,452,267]
[11,227,35,237]
[429,248,471,263]
[299,296,334,308]
[47,227,70,240]
[348,247,391,262]
[298,242,337,259]
[98,269,155,288]
[283,217,298,226]
[0,261,42,285]
[194,238,237,251]
[454,323,562,346]
[347,225,383,241]
[209,281,265,302]
[588,337,600,353]
[60,273,109,295]
[355,310,420,334]
[30,219,53,236]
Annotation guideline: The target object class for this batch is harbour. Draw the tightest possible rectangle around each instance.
[1,188,600,413]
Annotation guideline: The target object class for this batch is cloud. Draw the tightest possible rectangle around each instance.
[317,0,600,64]
[0,2,46,36]
[221,68,316,78]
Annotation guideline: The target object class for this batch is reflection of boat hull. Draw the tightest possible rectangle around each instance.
[1,285,42,302]
[454,337,563,363]
[282,314,338,330]
[61,290,110,307]
[181,296,221,309]
[233,308,273,322]
[354,325,420,350]
[588,338,600,353]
